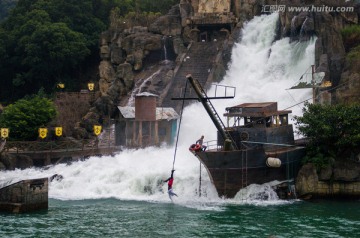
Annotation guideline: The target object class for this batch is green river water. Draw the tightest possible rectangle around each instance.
[1,199,359,238]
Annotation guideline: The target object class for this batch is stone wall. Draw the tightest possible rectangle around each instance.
[196,0,231,13]
[296,161,360,199]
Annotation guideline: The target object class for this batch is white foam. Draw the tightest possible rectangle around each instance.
[0,13,315,209]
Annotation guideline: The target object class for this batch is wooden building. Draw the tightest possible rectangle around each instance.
[180,0,237,42]
[116,93,179,147]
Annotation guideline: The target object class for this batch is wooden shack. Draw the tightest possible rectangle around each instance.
[180,0,236,42]
[116,93,179,147]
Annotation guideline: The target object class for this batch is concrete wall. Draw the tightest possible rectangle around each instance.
[0,178,48,213]
[197,0,231,13]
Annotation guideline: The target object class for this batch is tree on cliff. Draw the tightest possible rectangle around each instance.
[0,0,179,103]
[0,95,57,141]
[0,0,18,22]
[0,0,106,102]
[294,102,360,167]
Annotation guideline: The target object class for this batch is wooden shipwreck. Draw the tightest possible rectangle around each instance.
[0,178,48,213]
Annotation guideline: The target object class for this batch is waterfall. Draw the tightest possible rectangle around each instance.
[291,15,298,39]
[0,14,315,205]
[127,69,161,106]
[162,36,168,61]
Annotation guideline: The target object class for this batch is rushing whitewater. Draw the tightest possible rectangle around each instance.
[0,14,315,206]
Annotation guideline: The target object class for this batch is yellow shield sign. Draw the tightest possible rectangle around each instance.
[57,83,65,89]
[55,127,63,137]
[1,128,9,138]
[39,128,48,139]
[88,83,95,91]
[93,125,102,136]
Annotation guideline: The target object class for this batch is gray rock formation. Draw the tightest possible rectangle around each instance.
[296,160,360,199]
[276,0,358,103]
[336,47,360,103]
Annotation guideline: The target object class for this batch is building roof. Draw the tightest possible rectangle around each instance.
[229,102,275,108]
[118,106,179,121]
[136,92,158,97]
[224,102,292,117]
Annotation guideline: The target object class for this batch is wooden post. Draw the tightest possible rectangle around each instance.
[154,121,159,145]
[311,65,315,103]
[132,121,136,147]
[149,121,152,146]
[139,121,142,147]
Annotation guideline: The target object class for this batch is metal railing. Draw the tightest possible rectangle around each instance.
[3,139,113,154]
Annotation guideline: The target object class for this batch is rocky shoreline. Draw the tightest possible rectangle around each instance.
[296,160,360,199]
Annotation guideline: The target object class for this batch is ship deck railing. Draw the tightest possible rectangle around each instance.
[3,139,116,153]
[203,139,306,152]
[204,140,223,152]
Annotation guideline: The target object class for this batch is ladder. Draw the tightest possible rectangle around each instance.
[186,75,238,150]
[241,149,248,190]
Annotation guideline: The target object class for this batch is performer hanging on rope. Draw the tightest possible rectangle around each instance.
[163,78,187,201]
[163,170,178,200]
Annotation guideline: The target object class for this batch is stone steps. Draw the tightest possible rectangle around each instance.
[161,41,221,112]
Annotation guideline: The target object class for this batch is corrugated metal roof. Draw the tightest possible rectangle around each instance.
[231,102,276,108]
[118,106,135,119]
[118,106,179,121]
[155,107,179,121]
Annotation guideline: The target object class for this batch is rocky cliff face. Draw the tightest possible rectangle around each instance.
[227,0,360,104]
[97,5,183,102]
[96,0,359,111]
[296,161,360,199]
[277,0,359,104]
[77,0,359,147]
[72,5,185,138]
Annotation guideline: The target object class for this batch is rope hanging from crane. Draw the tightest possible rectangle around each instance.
[171,79,188,170]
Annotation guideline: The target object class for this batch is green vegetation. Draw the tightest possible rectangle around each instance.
[109,9,162,31]
[294,102,360,169]
[346,45,360,64]
[341,24,360,52]
[0,0,18,22]
[0,95,57,141]
[0,0,177,103]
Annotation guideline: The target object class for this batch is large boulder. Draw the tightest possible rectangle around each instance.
[99,60,116,96]
[296,160,360,199]
[149,5,182,35]
[333,160,360,181]
[120,32,163,71]
[116,62,134,93]
[296,163,319,197]
[336,47,360,104]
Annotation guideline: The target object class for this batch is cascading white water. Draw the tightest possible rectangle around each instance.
[0,14,315,205]
[127,69,161,106]
[162,36,168,61]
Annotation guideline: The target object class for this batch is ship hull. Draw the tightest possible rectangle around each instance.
[195,147,305,198]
